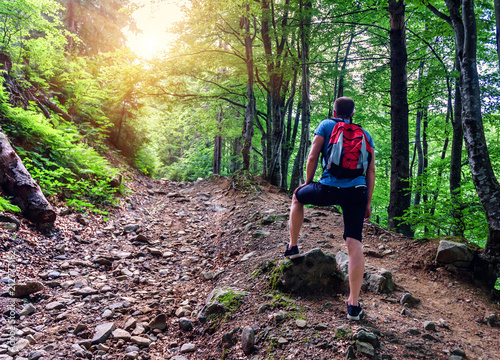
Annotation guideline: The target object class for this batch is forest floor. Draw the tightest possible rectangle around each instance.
[0,171,499,360]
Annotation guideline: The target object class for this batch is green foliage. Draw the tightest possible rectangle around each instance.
[0,197,21,214]
[495,278,500,291]
[1,86,119,213]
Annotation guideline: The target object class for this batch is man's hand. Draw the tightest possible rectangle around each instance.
[364,205,371,222]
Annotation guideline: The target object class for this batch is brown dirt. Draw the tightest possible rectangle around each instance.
[1,174,499,360]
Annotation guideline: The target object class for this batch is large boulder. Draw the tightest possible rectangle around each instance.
[435,240,474,268]
[278,248,346,293]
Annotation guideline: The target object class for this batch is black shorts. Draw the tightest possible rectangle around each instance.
[295,182,368,242]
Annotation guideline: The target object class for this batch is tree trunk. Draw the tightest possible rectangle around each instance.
[413,61,425,208]
[261,0,288,186]
[241,4,255,171]
[289,102,305,191]
[337,29,356,99]
[450,57,465,237]
[495,0,500,72]
[289,0,312,192]
[445,0,500,288]
[387,0,412,237]
[281,68,299,189]
[231,137,242,174]
[213,109,223,175]
[0,131,56,225]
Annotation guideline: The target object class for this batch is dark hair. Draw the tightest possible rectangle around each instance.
[333,97,355,119]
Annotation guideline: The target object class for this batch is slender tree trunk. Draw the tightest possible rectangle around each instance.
[413,62,425,208]
[241,5,255,171]
[450,57,465,237]
[337,29,356,99]
[387,0,412,237]
[289,102,304,191]
[213,109,222,175]
[281,69,299,189]
[495,0,500,72]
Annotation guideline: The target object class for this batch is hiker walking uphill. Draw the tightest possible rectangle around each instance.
[285,96,376,321]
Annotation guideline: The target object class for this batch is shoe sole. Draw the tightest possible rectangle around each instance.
[347,309,363,321]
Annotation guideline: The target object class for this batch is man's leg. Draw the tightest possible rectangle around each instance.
[288,194,304,248]
[346,237,364,306]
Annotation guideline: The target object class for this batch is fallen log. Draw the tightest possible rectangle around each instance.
[0,130,56,225]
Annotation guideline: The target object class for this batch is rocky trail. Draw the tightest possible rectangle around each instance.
[0,175,499,360]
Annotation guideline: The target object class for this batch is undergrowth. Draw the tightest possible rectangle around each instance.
[0,85,121,214]
[0,196,21,213]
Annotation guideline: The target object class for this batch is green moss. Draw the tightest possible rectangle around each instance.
[218,290,244,312]
[495,277,500,291]
[267,260,293,290]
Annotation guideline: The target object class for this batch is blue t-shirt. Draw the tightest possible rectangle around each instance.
[314,118,375,188]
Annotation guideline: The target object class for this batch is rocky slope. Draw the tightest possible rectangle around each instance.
[0,175,499,360]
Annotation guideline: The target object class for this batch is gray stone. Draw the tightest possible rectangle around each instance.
[252,230,270,238]
[365,269,396,294]
[45,301,65,310]
[241,326,255,355]
[130,336,151,347]
[112,329,131,341]
[149,314,167,330]
[354,330,379,348]
[180,343,196,353]
[28,350,45,360]
[102,309,114,319]
[171,356,188,360]
[273,310,287,322]
[92,322,115,344]
[296,319,307,328]
[125,352,139,359]
[356,341,376,357]
[8,282,44,298]
[407,328,420,335]
[280,248,345,293]
[423,321,436,331]
[73,323,88,335]
[124,317,137,330]
[8,339,29,356]
[0,215,20,230]
[435,240,473,268]
[422,333,439,341]
[400,292,421,308]
[123,224,140,233]
[241,251,257,262]
[198,287,249,319]
[19,304,36,316]
[222,327,240,344]
[178,318,193,331]
[335,251,350,279]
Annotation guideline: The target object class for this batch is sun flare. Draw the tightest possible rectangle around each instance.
[127,0,184,59]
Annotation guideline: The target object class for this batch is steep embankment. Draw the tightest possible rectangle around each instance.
[0,175,499,359]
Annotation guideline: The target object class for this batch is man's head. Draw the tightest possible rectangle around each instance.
[333,97,355,120]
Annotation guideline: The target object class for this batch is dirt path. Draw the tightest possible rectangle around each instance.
[0,176,499,359]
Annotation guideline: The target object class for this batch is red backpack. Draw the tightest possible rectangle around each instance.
[326,120,373,179]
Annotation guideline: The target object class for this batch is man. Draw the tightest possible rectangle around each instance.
[285,96,375,321]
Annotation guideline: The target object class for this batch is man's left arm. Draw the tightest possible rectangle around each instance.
[364,152,376,222]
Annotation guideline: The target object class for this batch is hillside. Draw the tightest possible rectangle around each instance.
[0,174,499,360]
